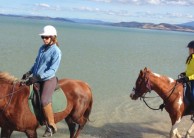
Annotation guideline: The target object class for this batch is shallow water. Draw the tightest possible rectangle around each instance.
[1,15,194,137]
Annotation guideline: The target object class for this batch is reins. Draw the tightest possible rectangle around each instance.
[134,70,179,111]
[0,81,27,99]
[0,82,15,114]
[0,80,27,114]
[141,81,178,111]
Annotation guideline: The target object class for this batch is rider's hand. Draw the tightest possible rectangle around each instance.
[22,71,31,80]
[177,76,189,83]
[26,75,41,85]
[179,72,186,77]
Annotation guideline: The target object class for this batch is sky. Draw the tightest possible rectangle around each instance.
[0,0,194,24]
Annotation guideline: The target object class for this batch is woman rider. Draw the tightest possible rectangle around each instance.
[22,25,62,137]
[177,40,194,103]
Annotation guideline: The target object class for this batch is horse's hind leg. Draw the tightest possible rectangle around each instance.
[65,116,76,138]
[0,128,13,138]
[185,121,194,138]
[73,115,88,138]
[25,130,37,138]
[73,102,92,138]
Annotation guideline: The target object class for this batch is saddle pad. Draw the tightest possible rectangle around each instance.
[28,85,67,114]
[183,83,192,105]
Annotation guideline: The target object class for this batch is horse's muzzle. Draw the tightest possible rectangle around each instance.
[130,92,138,100]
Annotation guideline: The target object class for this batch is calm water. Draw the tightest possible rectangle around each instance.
[1,16,194,138]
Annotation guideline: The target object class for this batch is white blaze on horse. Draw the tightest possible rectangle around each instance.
[130,67,194,138]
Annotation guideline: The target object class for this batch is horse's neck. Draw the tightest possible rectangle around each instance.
[0,82,29,114]
[149,74,175,99]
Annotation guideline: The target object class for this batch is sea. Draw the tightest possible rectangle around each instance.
[0,15,194,138]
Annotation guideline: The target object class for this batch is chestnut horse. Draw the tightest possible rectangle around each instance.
[0,72,93,138]
[130,67,194,138]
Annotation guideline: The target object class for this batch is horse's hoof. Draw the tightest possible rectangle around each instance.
[185,132,190,138]
[43,127,54,137]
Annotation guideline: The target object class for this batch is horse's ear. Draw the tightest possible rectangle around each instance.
[140,69,143,75]
[144,67,147,71]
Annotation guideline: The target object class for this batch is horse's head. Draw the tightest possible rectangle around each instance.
[130,67,152,100]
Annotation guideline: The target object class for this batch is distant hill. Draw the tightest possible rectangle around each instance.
[0,14,75,23]
[70,18,109,25]
[179,21,194,28]
[110,22,194,32]
[0,14,194,33]
[25,16,75,23]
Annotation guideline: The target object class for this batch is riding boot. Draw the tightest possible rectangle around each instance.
[191,114,194,121]
[42,103,57,137]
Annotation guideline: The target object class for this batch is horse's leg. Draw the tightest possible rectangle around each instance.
[185,121,194,138]
[25,130,37,138]
[73,100,92,138]
[0,128,13,138]
[74,108,91,138]
[169,118,182,138]
[65,116,76,138]
[74,117,87,138]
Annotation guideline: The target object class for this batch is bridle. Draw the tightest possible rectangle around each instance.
[132,70,152,97]
[0,81,27,114]
[132,70,178,111]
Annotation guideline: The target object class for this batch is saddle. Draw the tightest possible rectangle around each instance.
[183,82,194,114]
[32,83,44,125]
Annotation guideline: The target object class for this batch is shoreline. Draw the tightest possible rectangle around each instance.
[1,14,194,33]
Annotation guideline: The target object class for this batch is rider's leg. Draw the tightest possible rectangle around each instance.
[41,77,57,137]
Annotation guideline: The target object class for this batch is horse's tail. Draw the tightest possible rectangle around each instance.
[84,87,93,122]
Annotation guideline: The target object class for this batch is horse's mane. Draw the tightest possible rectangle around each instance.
[146,68,174,83]
[0,72,18,83]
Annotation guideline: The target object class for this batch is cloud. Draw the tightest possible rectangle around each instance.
[0,9,9,14]
[146,0,160,5]
[36,3,50,8]
[72,3,194,22]
[164,0,194,6]
[87,0,194,6]
[134,11,194,22]
[89,0,112,2]
[74,6,100,12]
[73,6,131,17]
[35,3,61,11]
[167,12,193,19]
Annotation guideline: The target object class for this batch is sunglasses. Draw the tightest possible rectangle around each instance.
[41,36,50,40]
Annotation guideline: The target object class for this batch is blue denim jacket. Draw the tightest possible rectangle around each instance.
[30,44,62,81]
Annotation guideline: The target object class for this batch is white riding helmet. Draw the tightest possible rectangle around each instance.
[39,25,57,36]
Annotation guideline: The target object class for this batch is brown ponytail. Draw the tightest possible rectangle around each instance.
[51,36,59,47]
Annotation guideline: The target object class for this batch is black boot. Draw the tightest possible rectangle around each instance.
[191,114,194,122]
